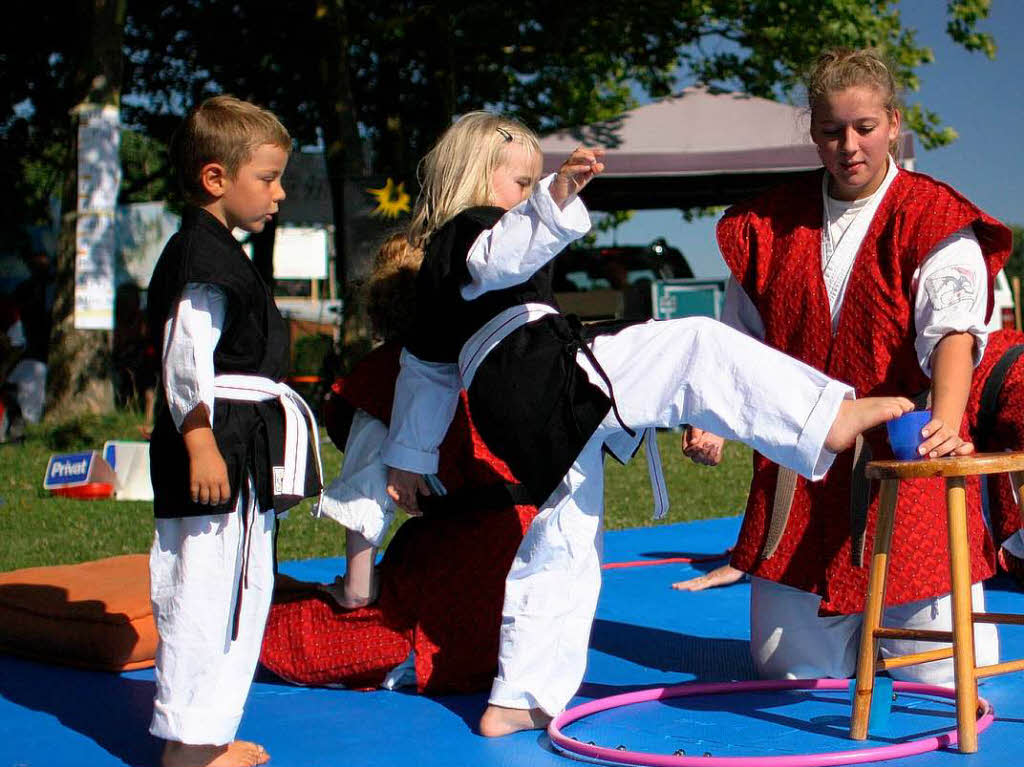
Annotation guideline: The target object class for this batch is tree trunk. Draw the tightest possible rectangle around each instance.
[48,0,126,418]
[314,0,371,372]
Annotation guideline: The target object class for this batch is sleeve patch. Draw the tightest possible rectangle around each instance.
[924,266,978,311]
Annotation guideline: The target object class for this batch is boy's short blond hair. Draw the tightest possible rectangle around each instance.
[367,233,424,343]
[170,95,292,203]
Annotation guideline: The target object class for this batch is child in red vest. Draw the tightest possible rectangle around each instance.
[259,234,540,694]
[677,328,1024,593]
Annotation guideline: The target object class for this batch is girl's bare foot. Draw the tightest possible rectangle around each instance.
[824,397,913,453]
[321,574,379,610]
[478,704,552,737]
[672,564,744,592]
[161,740,269,767]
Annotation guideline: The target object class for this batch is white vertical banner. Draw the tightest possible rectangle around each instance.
[74,104,122,330]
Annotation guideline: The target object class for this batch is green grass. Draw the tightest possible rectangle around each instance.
[0,416,751,572]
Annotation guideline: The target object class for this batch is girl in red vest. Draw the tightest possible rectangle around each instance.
[683,48,1012,684]
[678,328,1024,594]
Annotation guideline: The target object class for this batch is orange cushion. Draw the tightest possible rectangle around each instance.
[0,554,156,671]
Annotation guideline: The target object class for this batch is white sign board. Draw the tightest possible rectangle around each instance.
[74,105,122,329]
[274,227,329,279]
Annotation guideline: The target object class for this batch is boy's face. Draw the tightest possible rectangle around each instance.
[214,143,289,232]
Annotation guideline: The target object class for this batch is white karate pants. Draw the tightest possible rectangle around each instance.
[490,317,854,714]
[149,478,275,745]
[750,576,1000,685]
[315,409,394,547]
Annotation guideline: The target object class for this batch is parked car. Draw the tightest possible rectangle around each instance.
[553,238,694,320]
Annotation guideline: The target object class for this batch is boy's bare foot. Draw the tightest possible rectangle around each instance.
[672,564,744,592]
[824,397,914,454]
[478,704,552,737]
[161,740,269,767]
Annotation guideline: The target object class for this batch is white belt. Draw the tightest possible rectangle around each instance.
[459,303,558,386]
[214,374,323,498]
[645,427,669,520]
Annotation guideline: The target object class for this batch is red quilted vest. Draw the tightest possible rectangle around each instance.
[263,341,537,693]
[719,168,1010,614]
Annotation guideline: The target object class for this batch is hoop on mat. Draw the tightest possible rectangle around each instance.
[601,550,731,571]
[547,678,994,767]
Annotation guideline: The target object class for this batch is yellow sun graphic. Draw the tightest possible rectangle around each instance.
[366,178,411,219]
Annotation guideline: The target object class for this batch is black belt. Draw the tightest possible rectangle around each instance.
[563,314,636,438]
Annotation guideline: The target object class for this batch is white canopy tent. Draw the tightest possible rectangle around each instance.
[538,87,914,211]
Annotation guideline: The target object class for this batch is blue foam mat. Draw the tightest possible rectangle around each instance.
[2,516,1023,766]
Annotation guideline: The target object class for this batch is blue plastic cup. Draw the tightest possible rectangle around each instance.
[886,410,932,460]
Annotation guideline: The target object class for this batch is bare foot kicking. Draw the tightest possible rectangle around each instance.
[321,574,379,610]
[478,704,552,737]
[824,397,914,453]
[162,740,269,767]
[672,564,744,592]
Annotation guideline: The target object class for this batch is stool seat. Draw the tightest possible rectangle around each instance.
[864,451,1024,480]
[850,451,1024,753]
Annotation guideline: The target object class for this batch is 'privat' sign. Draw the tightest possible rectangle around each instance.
[43,451,116,490]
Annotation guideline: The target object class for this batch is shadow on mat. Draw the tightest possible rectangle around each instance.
[623,550,735,578]
[590,619,756,680]
[0,655,160,766]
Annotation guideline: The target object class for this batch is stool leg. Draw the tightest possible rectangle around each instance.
[946,476,978,753]
[850,478,899,740]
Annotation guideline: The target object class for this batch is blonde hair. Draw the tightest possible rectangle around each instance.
[806,48,901,156]
[171,95,292,204]
[408,111,541,247]
[367,233,424,343]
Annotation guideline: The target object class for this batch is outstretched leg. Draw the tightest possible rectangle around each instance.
[584,317,911,480]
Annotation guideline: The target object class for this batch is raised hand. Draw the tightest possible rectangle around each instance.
[549,146,605,208]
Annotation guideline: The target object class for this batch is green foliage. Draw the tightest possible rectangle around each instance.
[1,1,1003,247]
[292,333,335,376]
[119,130,172,204]
[582,210,636,246]
[1005,224,1024,283]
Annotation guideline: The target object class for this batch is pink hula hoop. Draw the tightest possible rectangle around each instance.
[547,678,994,767]
[601,549,732,570]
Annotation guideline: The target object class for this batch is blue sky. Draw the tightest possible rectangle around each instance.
[595,0,1024,277]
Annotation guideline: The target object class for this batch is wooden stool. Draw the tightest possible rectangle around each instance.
[849,451,1024,753]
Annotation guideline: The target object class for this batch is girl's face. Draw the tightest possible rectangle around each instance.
[810,85,900,201]
[490,142,541,209]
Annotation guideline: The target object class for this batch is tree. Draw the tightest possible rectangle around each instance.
[2,0,1002,397]
[48,0,127,416]
[1005,225,1024,283]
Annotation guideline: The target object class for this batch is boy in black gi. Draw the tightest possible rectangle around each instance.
[146,95,321,767]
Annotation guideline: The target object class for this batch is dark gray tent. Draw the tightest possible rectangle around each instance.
[538,87,914,211]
